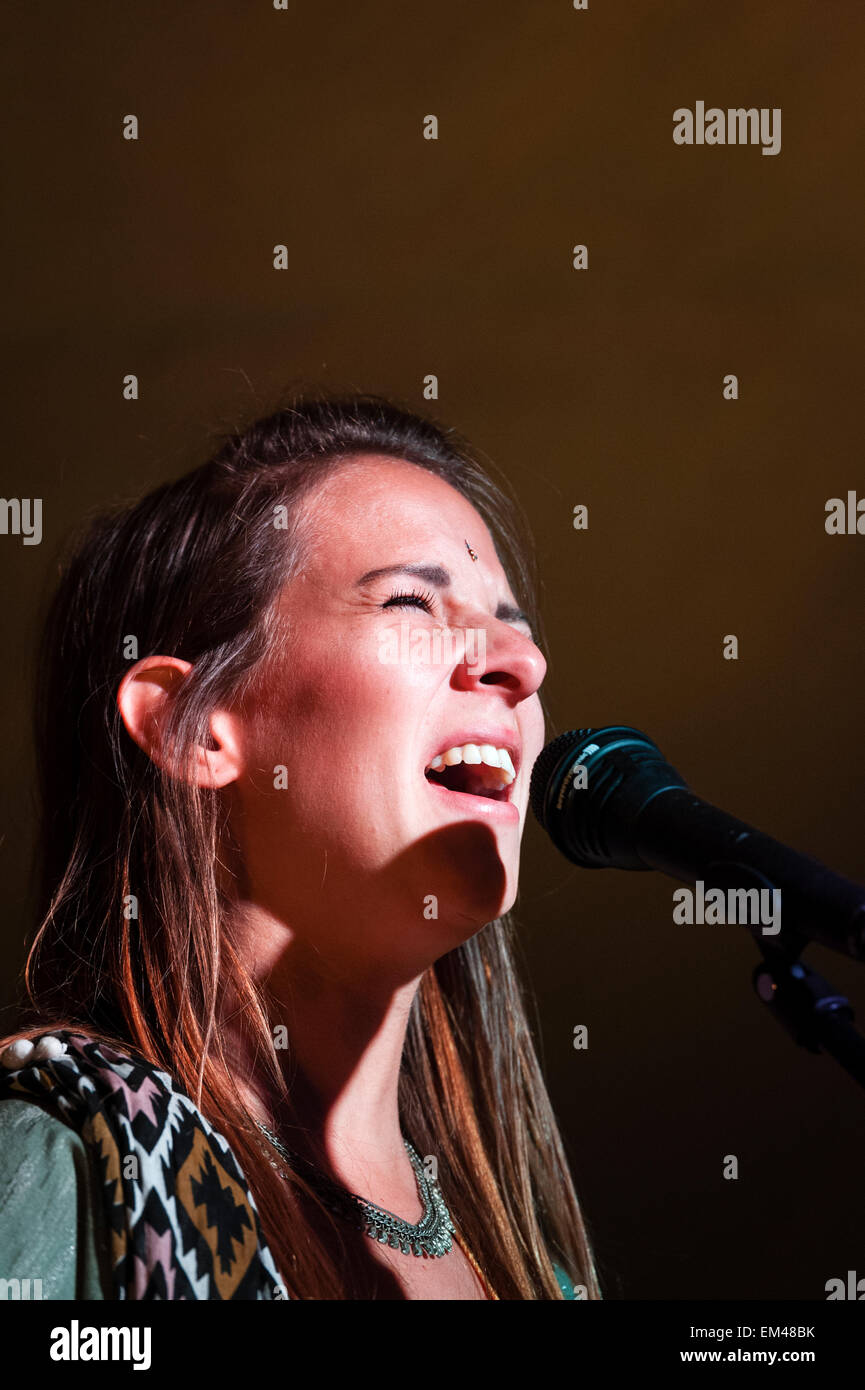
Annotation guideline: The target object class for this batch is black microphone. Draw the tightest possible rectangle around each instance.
[529,725,865,963]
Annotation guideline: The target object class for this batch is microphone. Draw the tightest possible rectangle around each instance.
[529,725,865,963]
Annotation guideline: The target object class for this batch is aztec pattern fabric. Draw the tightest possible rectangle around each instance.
[0,1030,286,1300]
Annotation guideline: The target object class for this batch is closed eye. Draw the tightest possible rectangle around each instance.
[381,588,436,613]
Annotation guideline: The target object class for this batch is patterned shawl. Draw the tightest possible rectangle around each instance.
[0,1030,285,1300]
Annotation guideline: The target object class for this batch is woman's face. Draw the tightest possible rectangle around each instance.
[226,455,547,980]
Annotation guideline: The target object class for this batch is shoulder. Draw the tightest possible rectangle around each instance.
[0,1030,286,1300]
[0,1028,192,1185]
[1,1029,180,1122]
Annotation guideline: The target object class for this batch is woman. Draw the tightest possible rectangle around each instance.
[0,392,601,1300]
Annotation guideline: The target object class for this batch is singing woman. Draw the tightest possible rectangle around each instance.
[0,393,600,1300]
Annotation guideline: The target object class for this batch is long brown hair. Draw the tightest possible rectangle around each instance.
[5,390,601,1299]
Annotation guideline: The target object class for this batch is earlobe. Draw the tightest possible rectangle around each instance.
[116,656,243,788]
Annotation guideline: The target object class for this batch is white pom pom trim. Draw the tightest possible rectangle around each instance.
[0,1038,35,1069]
[32,1035,68,1062]
[0,1034,68,1070]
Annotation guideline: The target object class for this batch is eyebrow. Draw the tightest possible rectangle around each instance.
[355,562,530,626]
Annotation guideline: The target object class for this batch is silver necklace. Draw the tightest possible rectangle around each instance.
[256,1121,455,1258]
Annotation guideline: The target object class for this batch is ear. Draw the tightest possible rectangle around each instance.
[116,655,243,788]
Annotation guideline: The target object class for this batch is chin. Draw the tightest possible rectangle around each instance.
[458,868,519,928]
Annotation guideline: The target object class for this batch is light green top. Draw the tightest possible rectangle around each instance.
[0,1098,115,1299]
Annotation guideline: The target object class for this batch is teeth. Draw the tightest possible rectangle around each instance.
[426,743,516,785]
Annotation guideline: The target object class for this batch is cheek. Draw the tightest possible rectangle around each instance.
[522,697,546,764]
[243,638,431,781]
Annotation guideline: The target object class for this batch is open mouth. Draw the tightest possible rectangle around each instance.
[423,742,518,803]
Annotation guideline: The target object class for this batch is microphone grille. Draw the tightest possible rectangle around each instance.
[529,729,594,830]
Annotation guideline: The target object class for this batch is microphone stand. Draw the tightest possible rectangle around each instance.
[703,862,865,1092]
[752,952,865,1089]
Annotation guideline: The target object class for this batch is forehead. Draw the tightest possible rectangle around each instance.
[296,454,503,574]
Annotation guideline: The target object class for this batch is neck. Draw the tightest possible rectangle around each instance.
[224,900,425,1198]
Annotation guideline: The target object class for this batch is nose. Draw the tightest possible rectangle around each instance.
[451,615,547,702]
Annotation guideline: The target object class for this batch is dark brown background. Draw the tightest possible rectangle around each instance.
[2,1,863,1299]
